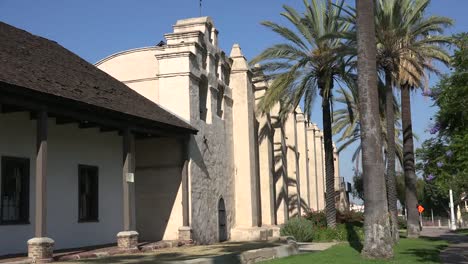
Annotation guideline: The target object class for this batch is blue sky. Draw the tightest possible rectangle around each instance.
[1,0,466,193]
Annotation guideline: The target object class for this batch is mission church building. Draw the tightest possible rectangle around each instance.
[0,16,348,262]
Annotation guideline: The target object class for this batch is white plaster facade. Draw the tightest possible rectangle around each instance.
[0,113,123,255]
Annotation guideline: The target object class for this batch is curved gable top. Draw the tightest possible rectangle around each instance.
[0,22,196,133]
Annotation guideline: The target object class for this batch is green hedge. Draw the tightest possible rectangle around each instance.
[280,217,364,243]
[280,217,315,242]
[312,223,364,242]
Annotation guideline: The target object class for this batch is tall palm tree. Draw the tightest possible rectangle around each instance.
[388,0,453,238]
[251,0,350,228]
[356,0,393,259]
[332,83,404,172]
[339,0,453,240]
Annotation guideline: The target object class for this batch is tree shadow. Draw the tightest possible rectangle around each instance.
[399,245,448,263]
[345,222,363,252]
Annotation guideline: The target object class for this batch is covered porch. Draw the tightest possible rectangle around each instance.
[0,21,196,263]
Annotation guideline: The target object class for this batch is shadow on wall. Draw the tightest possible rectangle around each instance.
[271,124,311,221]
[135,137,184,242]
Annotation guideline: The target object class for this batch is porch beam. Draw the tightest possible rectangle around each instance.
[55,117,76,125]
[35,109,48,237]
[0,104,24,114]
[78,121,98,129]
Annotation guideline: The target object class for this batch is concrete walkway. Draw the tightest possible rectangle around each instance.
[297,242,338,253]
[421,228,468,264]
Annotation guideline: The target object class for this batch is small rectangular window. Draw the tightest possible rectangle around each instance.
[199,78,209,121]
[216,86,224,118]
[78,165,98,222]
[1,156,30,225]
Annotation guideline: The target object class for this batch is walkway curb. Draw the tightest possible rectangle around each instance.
[178,242,299,264]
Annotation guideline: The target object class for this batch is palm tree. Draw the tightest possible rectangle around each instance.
[332,83,404,172]
[388,0,453,238]
[339,0,452,240]
[373,0,402,243]
[251,0,350,228]
[333,81,402,243]
[355,0,393,259]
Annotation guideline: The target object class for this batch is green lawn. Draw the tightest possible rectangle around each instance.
[454,228,468,236]
[261,237,448,264]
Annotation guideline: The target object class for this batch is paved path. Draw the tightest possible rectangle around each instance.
[421,228,468,264]
[297,242,338,253]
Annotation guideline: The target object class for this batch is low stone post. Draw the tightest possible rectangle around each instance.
[117,231,139,249]
[28,237,54,263]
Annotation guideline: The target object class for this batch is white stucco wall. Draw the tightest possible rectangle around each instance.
[0,112,122,255]
[135,137,184,241]
[96,48,160,103]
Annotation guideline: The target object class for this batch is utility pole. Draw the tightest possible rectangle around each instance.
[431,209,434,226]
[449,189,457,231]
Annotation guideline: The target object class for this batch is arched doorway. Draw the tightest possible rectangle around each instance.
[218,198,227,242]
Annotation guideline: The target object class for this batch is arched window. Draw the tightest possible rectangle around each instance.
[218,198,227,242]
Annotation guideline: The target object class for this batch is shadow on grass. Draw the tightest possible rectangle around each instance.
[399,244,448,263]
[345,222,363,253]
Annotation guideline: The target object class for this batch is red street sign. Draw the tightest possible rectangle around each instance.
[418,205,425,213]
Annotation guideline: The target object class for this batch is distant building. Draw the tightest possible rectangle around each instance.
[350,203,365,212]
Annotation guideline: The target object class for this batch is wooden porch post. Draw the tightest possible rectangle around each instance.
[35,110,48,237]
[117,128,138,249]
[122,128,136,231]
[28,109,54,263]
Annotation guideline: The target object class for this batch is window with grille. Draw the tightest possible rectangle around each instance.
[78,165,98,222]
[1,156,30,225]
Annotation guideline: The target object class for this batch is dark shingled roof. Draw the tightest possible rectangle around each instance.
[0,21,196,133]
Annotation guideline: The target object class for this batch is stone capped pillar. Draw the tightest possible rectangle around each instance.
[316,126,326,210]
[306,126,319,211]
[295,108,310,210]
[310,124,325,211]
[29,110,54,263]
[271,103,289,225]
[230,44,265,241]
[253,65,277,229]
[284,111,300,217]
[179,138,193,242]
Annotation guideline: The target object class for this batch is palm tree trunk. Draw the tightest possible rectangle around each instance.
[356,0,393,259]
[401,83,420,238]
[322,92,336,228]
[385,69,399,244]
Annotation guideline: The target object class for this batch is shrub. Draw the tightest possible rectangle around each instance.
[305,210,364,227]
[304,210,327,228]
[280,217,315,242]
[398,216,407,230]
[312,223,364,242]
